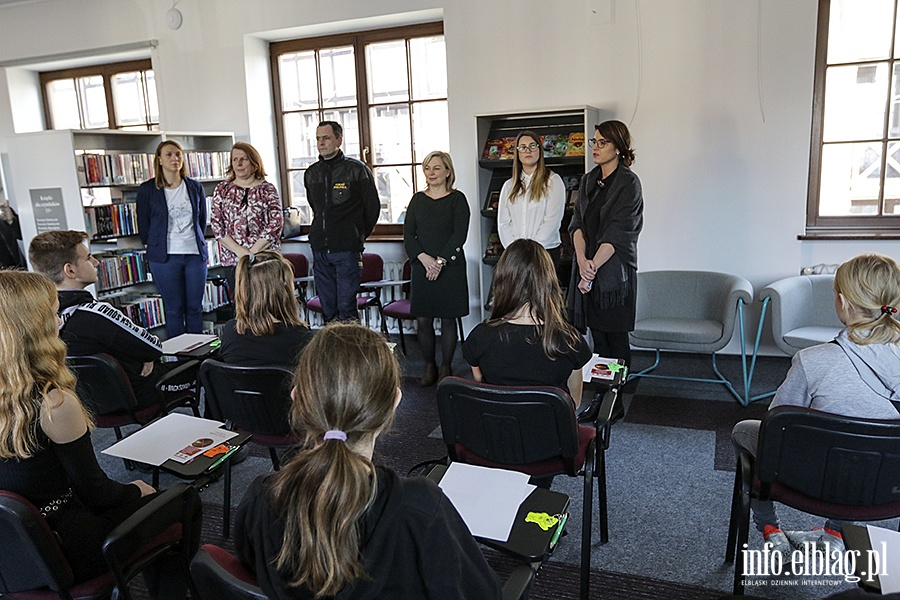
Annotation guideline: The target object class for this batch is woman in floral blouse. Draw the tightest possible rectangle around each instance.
[211,142,283,292]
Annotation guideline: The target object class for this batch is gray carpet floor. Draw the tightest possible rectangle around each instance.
[92,343,895,599]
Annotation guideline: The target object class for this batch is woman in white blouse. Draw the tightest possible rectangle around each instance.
[496,130,566,264]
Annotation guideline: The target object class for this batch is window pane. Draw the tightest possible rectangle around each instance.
[819,142,882,216]
[822,63,888,142]
[46,79,81,129]
[323,108,360,159]
[884,141,900,214]
[77,75,108,129]
[146,70,159,123]
[284,111,320,170]
[288,170,313,223]
[409,36,446,100]
[279,51,319,110]
[827,0,893,63]
[319,46,356,108]
[111,71,147,127]
[412,101,449,162]
[373,165,413,223]
[370,104,411,165]
[366,40,409,103]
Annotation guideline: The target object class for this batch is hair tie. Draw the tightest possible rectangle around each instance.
[882,305,898,316]
[247,253,255,264]
[323,430,347,442]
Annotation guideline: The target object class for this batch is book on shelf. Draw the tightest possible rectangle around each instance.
[565,132,585,157]
[482,139,504,160]
[77,152,154,187]
[201,279,230,312]
[206,238,224,267]
[550,134,569,157]
[96,250,152,291]
[184,151,230,181]
[482,190,500,213]
[542,134,557,158]
[85,203,139,239]
[108,293,166,330]
[483,233,503,258]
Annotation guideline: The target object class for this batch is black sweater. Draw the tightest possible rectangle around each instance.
[235,467,502,600]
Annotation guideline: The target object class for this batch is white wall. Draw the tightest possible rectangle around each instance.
[0,0,896,353]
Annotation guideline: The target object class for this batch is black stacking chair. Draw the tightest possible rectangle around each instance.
[0,484,199,600]
[436,376,618,600]
[725,406,900,595]
[199,359,301,538]
[67,353,200,437]
[191,543,540,600]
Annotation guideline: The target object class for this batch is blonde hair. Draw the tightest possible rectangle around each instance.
[153,140,187,189]
[834,252,900,345]
[422,150,456,191]
[509,130,552,204]
[0,271,87,459]
[269,323,399,597]
[234,250,305,336]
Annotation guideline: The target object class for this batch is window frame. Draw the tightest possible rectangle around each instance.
[270,21,445,237]
[40,59,157,131]
[806,0,900,236]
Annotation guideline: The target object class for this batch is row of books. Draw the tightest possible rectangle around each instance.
[201,279,230,312]
[85,202,139,239]
[110,294,166,330]
[481,132,586,161]
[97,251,152,291]
[77,151,232,186]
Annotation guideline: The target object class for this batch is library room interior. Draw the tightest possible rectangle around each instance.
[0,1,899,600]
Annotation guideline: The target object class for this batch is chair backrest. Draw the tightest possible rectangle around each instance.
[282,253,309,279]
[757,406,900,506]
[199,359,294,436]
[0,490,74,594]
[401,259,411,295]
[760,274,843,355]
[190,544,267,600]
[67,353,140,415]
[635,270,753,322]
[361,253,383,284]
[103,483,201,600]
[435,377,581,470]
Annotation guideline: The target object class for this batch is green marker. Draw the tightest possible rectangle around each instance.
[208,444,240,471]
[550,512,568,549]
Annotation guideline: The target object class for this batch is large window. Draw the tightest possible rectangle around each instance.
[808,0,900,233]
[271,23,448,229]
[41,60,158,131]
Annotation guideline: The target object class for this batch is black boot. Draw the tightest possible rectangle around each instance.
[419,362,438,386]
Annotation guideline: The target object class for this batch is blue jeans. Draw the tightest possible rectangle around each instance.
[150,254,208,336]
[313,250,362,322]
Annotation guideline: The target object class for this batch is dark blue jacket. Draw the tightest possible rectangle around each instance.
[136,177,208,263]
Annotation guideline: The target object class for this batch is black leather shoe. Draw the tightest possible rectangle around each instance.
[419,363,438,386]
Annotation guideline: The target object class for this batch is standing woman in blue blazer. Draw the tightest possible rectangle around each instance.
[137,140,209,337]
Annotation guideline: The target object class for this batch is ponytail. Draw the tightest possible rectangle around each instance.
[268,323,399,596]
[835,253,900,345]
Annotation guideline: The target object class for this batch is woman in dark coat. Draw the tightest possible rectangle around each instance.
[403,151,469,386]
[568,120,643,367]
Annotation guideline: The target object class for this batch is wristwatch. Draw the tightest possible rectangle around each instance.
[436,257,447,267]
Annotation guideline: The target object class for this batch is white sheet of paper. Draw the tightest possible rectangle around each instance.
[866,525,900,592]
[582,354,622,383]
[161,333,218,355]
[102,413,237,466]
[438,463,535,542]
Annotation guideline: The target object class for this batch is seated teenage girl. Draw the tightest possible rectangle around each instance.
[0,271,156,581]
[732,252,900,558]
[234,323,502,599]
[463,238,592,403]
[219,250,313,368]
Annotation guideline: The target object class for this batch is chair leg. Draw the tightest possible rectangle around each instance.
[457,317,465,344]
[725,463,742,564]
[397,324,407,354]
[223,458,232,538]
[270,447,281,470]
[597,445,609,544]
[581,465,593,600]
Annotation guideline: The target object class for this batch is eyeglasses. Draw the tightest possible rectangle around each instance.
[516,143,540,153]
[588,138,612,148]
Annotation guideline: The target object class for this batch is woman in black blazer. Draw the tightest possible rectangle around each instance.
[137,140,209,336]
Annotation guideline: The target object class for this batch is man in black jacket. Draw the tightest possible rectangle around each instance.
[28,230,165,410]
[304,120,380,322]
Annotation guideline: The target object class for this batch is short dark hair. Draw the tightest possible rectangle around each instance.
[318,120,343,139]
[28,230,88,284]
